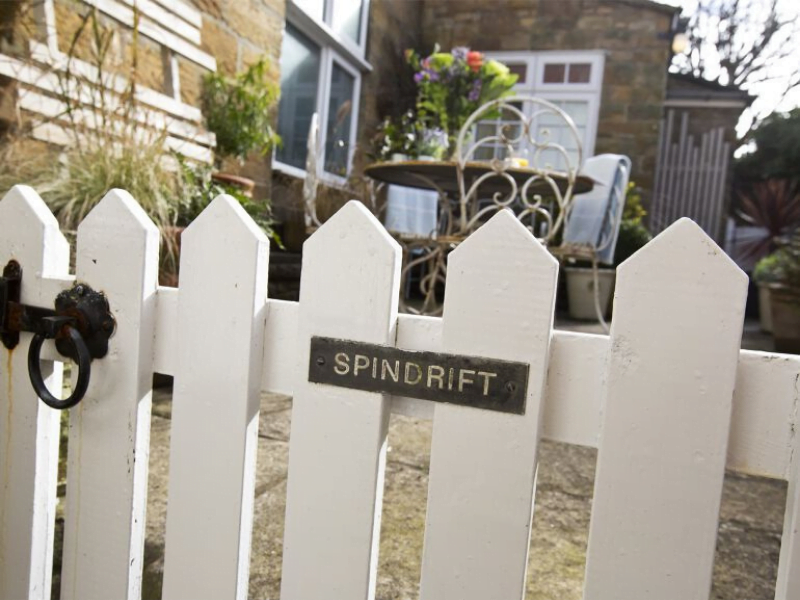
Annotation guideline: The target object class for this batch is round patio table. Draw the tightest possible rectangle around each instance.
[365,160,594,197]
[365,160,595,316]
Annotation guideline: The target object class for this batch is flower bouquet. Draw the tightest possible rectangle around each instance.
[406,46,519,156]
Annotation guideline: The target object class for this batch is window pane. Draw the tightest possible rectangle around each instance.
[543,63,566,84]
[294,0,325,21]
[534,100,589,171]
[277,27,321,169]
[568,63,592,83]
[332,0,363,44]
[507,63,527,84]
[324,63,355,176]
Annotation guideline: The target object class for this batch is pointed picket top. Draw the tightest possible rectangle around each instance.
[582,216,748,598]
[78,188,159,239]
[61,187,160,600]
[0,184,68,273]
[281,200,400,600]
[183,193,268,248]
[419,209,558,600]
[0,185,67,600]
[617,217,746,289]
[445,209,557,336]
[162,192,269,600]
[451,207,555,266]
[305,199,400,263]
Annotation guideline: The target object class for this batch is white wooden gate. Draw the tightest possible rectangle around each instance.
[1,184,799,600]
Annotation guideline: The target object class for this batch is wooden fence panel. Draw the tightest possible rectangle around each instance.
[0,186,68,600]
[281,201,401,600]
[582,218,748,599]
[161,196,269,600]
[60,191,159,600]
[419,210,557,600]
[652,110,731,242]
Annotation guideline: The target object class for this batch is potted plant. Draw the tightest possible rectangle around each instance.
[373,111,419,162]
[765,233,800,353]
[752,252,787,332]
[405,46,519,155]
[564,182,652,321]
[416,126,449,160]
[201,57,281,195]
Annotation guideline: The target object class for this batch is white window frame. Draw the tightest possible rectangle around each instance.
[485,51,605,159]
[273,0,371,185]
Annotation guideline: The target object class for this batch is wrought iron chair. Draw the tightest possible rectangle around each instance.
[454,95,584,242]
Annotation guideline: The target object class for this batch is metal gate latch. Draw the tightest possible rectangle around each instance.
[0,260,116,409]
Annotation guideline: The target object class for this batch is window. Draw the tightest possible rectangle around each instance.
[275,0,370,181]
[483,51,605,169]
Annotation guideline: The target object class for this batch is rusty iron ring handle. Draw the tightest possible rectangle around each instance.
[28,326,91,410]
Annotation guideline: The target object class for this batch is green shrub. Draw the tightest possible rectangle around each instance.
[613,182,652,265]
[201,58,281,164]
[754,233,800,287]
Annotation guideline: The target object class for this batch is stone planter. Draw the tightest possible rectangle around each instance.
[757,283,774,333]
[770,285,800,354]
[565,267,616,321]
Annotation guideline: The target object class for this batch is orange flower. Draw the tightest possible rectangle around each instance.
[466,51,483,72]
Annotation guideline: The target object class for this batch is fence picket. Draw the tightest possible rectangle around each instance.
[776,433,800,599]
[59,190,159,600]
[0,186,68,600]
[281,201,401,600]
[583,218,748,599]
[161,196,269,600]
[419,210,557,600]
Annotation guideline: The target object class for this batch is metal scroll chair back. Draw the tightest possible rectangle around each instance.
[454,96,584,243]
[562,154,631,265]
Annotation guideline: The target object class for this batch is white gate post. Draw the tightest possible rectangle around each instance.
[419,210,558,600]
[60,190,159,600]
[162,196,269,600]
[281,201,401,600]
[0,186,69,600]
[582,219,748,599]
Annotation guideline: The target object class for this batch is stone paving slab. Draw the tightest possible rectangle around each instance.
[138,389,785,600]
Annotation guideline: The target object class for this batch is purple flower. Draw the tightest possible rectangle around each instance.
[468,79,483,102]
[452,47,469,61]
[414,71,426,83]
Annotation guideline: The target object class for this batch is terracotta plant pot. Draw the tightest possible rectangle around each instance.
[770,285,800,354]
[211,172,255,198]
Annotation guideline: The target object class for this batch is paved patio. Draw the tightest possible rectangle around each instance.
[53,319,786,599]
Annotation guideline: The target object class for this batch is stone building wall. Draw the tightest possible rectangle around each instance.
[418,0,678,204]
[355,0,422,171]
[186,0,285,198]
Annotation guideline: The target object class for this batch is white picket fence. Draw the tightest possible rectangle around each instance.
[1,184,800,600]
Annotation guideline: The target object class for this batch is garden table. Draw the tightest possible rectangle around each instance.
[365,159,595,314]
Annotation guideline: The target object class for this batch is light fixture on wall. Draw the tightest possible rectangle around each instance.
[660,13,690,55]
[671,32,690,54]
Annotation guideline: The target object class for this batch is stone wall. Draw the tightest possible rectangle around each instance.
[187,0,285,200]
[418,0,678,205]
[355,0,422,171]
[3,0,285,203]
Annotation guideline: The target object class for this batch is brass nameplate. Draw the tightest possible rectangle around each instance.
[308,336,529,415]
